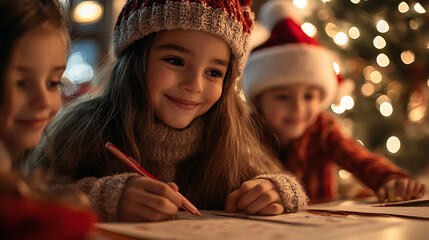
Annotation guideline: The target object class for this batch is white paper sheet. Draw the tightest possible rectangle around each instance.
[96,210,396,240]
[307,199,429,219]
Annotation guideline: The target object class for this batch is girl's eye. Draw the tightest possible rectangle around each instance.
[304,93,315,100]
[47,80,62,89]
[16,80,26,87]
[206,70,223,79]
[275,95,289,100]
[164,58,184,66]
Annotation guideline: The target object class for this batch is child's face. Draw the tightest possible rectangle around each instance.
[146,29,230,129]
[0,27,66,149]
[256,84,322,145]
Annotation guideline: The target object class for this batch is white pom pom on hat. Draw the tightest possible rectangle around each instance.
[259,0,302,31]
[243,0,343,110]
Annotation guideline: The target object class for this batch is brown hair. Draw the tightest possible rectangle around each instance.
[27,32,284,209]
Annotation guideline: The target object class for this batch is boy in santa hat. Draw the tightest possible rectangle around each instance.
[243,0,425,202]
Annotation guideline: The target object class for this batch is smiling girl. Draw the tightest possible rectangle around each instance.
[0,0,96,238]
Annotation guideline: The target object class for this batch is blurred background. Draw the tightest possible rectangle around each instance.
[59,0,429,194]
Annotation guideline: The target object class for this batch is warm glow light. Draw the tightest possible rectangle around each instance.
[401,50,415,64]
[427,78,429,87]
[408,91,426,122]
[363,66,375,80]
[386,136,400,154]
[376,95,391,108]
[414,3,426,13]
[293,0,307,9]
[325,23,338,37]
[339,169,352,179]
[333,62,340,75]
[409,107,426,122]
[357,140,364,146]
[301,22,317,37]
[331,104,345,114]
[349,27,360,39]
[350,0,360,4]
[398,2,409,13]
[380,102,393,117]
[340,95,354,110]
[334,32,348,46]
[376,53,390,67]
[73,1,103,24]
[376,20,389,33]
[373,36,386,49]
[361,83,375,96]
[409,20,419,30]
[370,70,382,83]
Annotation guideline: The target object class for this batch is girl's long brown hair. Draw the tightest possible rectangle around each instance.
[27,33,284,209]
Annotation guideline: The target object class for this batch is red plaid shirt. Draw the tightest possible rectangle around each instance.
[279,112,410,200]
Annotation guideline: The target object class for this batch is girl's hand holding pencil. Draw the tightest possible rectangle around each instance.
[117,176,182,221]
[105,142,202,221]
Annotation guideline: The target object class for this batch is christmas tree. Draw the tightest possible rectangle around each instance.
[253,0,428,176]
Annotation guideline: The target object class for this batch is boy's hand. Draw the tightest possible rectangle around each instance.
[117,176,182,221]
[376,178,426,202]
[225,179,284,215]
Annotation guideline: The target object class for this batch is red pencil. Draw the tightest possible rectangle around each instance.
[105,142,202,217]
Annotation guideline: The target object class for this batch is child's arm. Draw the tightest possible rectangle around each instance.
[376,178,426,202]
[68,173,181,221]
[225,174,308,215]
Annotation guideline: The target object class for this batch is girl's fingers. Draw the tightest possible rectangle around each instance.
[225,190,240,213]
[376,187,387,202]
[133,202,175,222]
[167,182,179,192]
[258,203,284,216]
[413,182,426,198]
[138,190,180,216]
[141,179,182,207]
[394,178,407,200]
[237,180,274,210]
[404,180,415,201]
[240,189,281,215]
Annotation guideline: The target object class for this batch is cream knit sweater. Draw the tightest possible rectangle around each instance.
[66,118,308,221]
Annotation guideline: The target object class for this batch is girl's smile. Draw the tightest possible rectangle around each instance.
[165,95,200,111]
[15,118,49,129]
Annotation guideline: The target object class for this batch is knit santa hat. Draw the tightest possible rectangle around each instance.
[243,0,340,109]
[113,0,254,76]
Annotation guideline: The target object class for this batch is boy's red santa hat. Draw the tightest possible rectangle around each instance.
[113,0,255,76]
[243,0,345,109]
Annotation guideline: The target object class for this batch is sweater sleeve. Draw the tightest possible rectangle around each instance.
[325,114,410,192]
[59,172,138,222]
[255,174,308,213]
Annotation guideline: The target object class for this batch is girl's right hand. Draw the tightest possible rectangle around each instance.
[117,176,182,221]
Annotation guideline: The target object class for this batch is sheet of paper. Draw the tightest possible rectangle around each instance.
[96,210,397,240]
[371,197,429,207]
[307,199,429,219]
[211,211,372,226]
